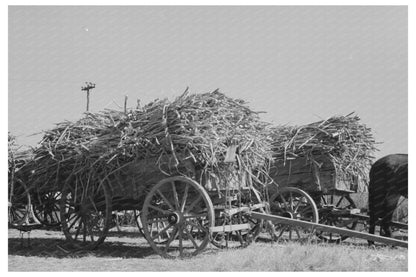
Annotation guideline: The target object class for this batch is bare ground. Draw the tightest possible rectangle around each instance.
[8,227,407,271]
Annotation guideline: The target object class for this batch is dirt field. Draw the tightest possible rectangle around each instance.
[8,227,407,271]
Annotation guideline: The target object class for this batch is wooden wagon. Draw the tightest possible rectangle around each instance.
[57,152,267,258]
[266,154,407,243]
[9,152,408,254]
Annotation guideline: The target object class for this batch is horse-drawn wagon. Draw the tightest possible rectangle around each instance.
[8,95,408,258]
[57,153,268,258]
[10,90,273,258]
[265,115,407,244]
[268,153,365,242]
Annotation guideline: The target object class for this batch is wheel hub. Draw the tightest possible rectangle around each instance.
[167,212,182,225]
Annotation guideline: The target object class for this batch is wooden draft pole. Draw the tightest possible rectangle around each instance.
[250,212,408,248]
[81,82,96,112]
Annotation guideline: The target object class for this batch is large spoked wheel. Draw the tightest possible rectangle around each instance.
[269,187,319,242]
[60,182,112,250]
[33,190,61,227]
[317,193,358,243]
[141,176,215,259]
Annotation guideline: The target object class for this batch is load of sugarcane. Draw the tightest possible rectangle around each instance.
[270,113,378,188]
[21,89,273,196]
[8,133,32,181]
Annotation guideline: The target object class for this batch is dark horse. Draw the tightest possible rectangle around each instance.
[368,154,408,243]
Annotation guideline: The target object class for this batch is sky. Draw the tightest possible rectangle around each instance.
[8,6,408,159]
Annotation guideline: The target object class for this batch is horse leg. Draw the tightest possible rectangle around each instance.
[368,182,381,245]
[368,210,376,246]
[380,193,401,237]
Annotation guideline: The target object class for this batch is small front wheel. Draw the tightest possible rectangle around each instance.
[269,187,319,242]
[317,193,358,243]
[33,190,61,227]
[141,176,215,259]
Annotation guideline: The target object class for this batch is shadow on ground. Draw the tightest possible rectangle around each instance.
[8,237,156,259]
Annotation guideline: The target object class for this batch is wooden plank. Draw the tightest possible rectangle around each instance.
[349,213,408,229]
[210,223,251,233]
[225,203,267,216]
[330,208,361,216]
[250,212,408,248]
[390,221,408,229]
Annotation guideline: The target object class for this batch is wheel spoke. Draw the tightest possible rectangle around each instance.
[271,202,286,213]
[83,217,88,242]
[68,214,82,230]
[164,227,179,253]
[163,222,171,238]
[289,192,294,211]
[185,194,202,214]
[53,209,60,222]
[187,220,208,233]
[180,184,189,212]
[293,198,302,213]
[148,204,171,215]
[299,205,312,214]
[171,182,180,210]
[150,222,174,240]
[178,227,183,256]
[156,190,175,211]
[276,225,288,239]
[295,227,301,239]
[74,218,82,240]
[89,196,99,213]
[184,227,199,249]
[278,194,289,211]
[321,195,327,205]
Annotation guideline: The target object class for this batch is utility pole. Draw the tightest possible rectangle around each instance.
[124,95,128,114]
[81,82,96,112]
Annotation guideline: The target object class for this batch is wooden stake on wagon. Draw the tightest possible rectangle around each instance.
[81,82,96,112]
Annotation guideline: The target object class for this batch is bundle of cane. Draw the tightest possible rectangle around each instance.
[25,89,274,196]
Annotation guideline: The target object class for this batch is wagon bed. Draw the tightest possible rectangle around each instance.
[269,154,367,194]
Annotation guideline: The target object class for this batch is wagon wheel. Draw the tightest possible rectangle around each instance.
[32,190,61,227]
[8,180,30,225]
[269,187,319,242]
[60,181,112,250]
[317,193,358,243]
[211,210,261,249]
[141,176,215,259]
